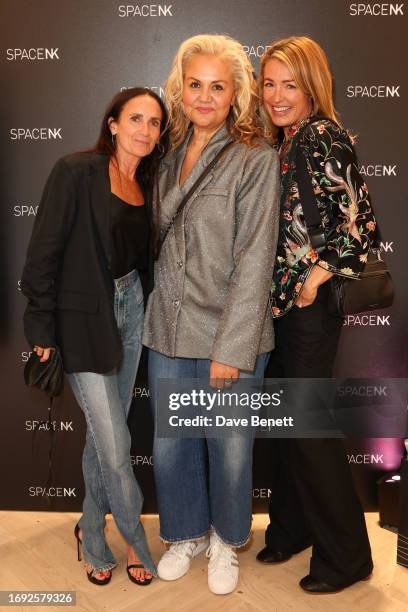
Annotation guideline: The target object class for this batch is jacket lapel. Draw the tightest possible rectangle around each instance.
[89,154,111,264]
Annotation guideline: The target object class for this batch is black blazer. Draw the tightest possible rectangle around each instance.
[21,152,150,374]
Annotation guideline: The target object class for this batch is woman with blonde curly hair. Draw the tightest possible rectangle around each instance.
[143,34,280,594]
[256,36,374,594]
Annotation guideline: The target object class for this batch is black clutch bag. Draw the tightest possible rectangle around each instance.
[328,248,394,317]
[24,347,64,507]
[24,347,64,397]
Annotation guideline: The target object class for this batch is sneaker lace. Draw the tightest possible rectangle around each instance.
[168,541,196,560]
[206,539,237,571]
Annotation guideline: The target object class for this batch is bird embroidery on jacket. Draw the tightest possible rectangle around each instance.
[284,203,312,267]
[324,161,362,243]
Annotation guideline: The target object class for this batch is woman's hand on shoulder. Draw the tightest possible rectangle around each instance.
[33,346,54,362]
[210,361,239,389]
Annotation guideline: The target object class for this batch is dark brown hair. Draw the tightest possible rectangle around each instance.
[93,87,169,193]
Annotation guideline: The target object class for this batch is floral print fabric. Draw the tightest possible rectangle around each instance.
[271,116,376,317]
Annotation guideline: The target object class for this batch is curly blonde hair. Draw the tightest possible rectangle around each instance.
[258,36,341,142]
[165,34,261,148]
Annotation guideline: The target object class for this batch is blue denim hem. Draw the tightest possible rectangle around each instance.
[211,524,251,548]
[159,528,210,544]
[84,560,118,573]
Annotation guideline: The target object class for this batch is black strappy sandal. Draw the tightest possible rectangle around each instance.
[74,523,112,586]
[86,567,112,586]
[74,523,82,562]
[126,564,153,586]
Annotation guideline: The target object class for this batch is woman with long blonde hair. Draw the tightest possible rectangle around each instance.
[256,36,374,593]
[143,34,280,595]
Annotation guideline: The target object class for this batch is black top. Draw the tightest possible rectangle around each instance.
[110,193,149,279]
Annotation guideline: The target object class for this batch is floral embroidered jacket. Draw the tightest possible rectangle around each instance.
[271,116,376,318]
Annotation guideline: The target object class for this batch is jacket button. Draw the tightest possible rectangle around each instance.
[177,261,183,268]
[173,299,180,307]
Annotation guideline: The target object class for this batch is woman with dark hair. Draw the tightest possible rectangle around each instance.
[256,37,374,593]
[21,87,168,586]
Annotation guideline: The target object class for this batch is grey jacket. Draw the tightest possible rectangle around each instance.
[143,125,280,371]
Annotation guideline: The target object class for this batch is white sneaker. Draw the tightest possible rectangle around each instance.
[157,538,209,581]
[206,532,239,595]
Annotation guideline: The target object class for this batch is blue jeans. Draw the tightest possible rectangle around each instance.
[148,350,270,547]
[67,270,156,575]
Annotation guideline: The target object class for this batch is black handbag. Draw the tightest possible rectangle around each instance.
[294,119,394,317]
[329,247,394,316]
[24,347,64,397]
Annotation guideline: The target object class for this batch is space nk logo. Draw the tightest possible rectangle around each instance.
[121,85,164,98]
[243,44,271,59]
[343,314,391,326]
[10,128,62,141]
[28,487,77,497]
[337,385,387,397]
[348,454,384,464]
[6,48,60,61]
[25,420,74,432]
[380,241,394,253]
[13,204,38,217]
[118,4,173,17]
[253,488,271,499]
[349,3,404,15]
[131,455,153,466]
[359,164,397,177]
[347,85,400,97]
[134,386,150,398]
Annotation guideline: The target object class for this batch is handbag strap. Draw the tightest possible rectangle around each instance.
[159,140,234,245]
[286,116,329,237]
[293,117,382,249]
[296,144,322,231]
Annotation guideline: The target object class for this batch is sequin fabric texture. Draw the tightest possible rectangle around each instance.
[143,125,280,371]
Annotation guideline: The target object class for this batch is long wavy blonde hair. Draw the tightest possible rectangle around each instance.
[165,34,261,148]
[258,36,341,142]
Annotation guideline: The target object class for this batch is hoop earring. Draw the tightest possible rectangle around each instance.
[111,133,117,148]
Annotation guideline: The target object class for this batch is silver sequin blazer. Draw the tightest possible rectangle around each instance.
[143,125,280,371]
